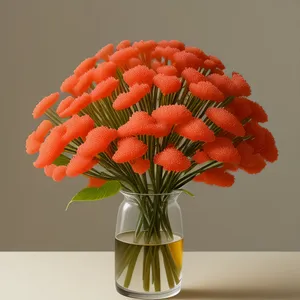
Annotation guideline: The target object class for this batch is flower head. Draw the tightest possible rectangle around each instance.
[154,147,191,172]
[130,158,150,174]
[204,59,217,70]
[228,97,252,121]
[25,132,42,154]
[63,114,94,143]
[77,126,118,157]
[172,51,203,72]
[158,40,185,50]
[123,65,156,87]
[90,77,119,101]
[93,62,117,83]
[181,68,207,85]
[175,118,215,142]
[117,111,171,138]
[203,137,241,164]
[206,107,245,137]
[184,46,208,60]
[33,125,67,168]
[231,72,251,96]
[109,47,139,66]
[113,83,150,110]
[52,165,67,182]
[66,155,97,177]
[74,57,97,77]
[133,40,157,53]
[44,164,56,177]
[35,120,53,141]
[112,137,148,163]
[207,74,237,96]
[208,55,225,70]
[116,40,131,50]
[72,69,94,95]
[32,92,59,119]
[127,58,143,68]
[60,75,78,94]
[152,104,193,125]
[189,81,224,102]
[95,44,114,61]
[153,74,182,95]
[152,46,180,60]
[62,93,92,116]
[193,168,235,187]
[192,150,210,164]
[156,65,178,76]
[56,96,75,117]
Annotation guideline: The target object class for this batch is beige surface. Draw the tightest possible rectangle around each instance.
[1,252,300,300]
[1,0,300,250]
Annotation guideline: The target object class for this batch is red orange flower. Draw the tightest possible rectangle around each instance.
[206,107,245,137]
[34,125,67,168]
[93,62,117,83]
[193,168,235,187]
[172,51,203,72]
[181,68,207,85]
[112,137,148,163]
[203,137,241,164]
[154,147,191,172]
[63,115,94,143]
[189,81,224,102]
[56,96,74,116]
[152,104,193,125]
[123,65,156,87]
[77,126,118,157]
[32,92,60,119]
[52,165,67,182]
[95,44,114,61]
[231,72,251,97]
[74,57,97,77]
[207,74,237,96]
[155,66,177,76]
[109,47,139,66]
[153,74,181,95]
[66,155,97,177]
[60,75,78,94]
[192,150,210,164]
[130,158,150,174]
[116,40,131,50]
[26,132,42,154]
[113,84,150,110]
[175,118,215,142]
[35,120,53,141]
[184,46,208,60]
[117,111,171,138]
[90,77,119,101]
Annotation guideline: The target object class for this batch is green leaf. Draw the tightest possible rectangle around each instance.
[179,189,195,197]
[53,154,70,166]
[65,180,121,210]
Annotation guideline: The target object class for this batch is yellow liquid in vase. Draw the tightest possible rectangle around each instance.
[115,231,183,293]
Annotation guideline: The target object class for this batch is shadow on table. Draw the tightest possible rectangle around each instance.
[174,286,300,299]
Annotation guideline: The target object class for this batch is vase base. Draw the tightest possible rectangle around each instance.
[116,282,181,299]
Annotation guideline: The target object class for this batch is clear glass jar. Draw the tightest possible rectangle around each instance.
[115,190,184,299]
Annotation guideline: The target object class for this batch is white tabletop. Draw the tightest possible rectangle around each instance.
[1,252,300,300]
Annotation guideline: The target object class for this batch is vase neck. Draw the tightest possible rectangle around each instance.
[120,190,181,204]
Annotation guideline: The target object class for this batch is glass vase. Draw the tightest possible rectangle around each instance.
[115,190,184,299]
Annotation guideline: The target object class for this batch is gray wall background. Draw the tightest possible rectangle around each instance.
[1,0,299,251]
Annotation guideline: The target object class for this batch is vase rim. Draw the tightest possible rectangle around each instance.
[120,189,182,197]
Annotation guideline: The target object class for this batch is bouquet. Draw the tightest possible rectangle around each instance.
[26,39,278,297]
